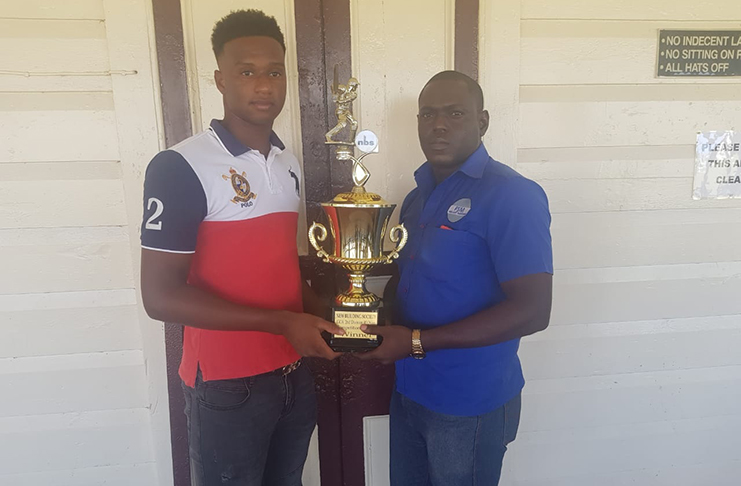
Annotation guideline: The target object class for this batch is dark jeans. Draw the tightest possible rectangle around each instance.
[183,363,317,486]
[390,389,521,486]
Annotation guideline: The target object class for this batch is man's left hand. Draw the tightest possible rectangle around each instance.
[356,325,413,364]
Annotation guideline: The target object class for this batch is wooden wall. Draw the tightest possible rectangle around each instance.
[0,1,172,484]
[479,1,741,484]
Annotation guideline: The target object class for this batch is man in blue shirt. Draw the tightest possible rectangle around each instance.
[359,71,553,485]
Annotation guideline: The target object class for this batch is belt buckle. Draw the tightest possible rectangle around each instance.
[282,360,301,376]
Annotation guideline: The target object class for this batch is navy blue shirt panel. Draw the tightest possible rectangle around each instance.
[141,150,207,253]
[394,144,553,416]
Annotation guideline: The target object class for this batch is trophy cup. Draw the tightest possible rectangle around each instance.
[308,69,408,352]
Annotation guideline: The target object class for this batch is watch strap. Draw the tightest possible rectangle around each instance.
[411,329,425,359]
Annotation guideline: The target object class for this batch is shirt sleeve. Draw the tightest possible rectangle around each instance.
[488,177,553,283]
[140,150,207,253]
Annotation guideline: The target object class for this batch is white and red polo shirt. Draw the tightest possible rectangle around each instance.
[141,119,303,387]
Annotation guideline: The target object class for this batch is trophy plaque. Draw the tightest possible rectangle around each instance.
[308,69,407,352]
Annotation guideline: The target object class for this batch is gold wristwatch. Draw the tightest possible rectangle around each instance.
[411,329,426,359]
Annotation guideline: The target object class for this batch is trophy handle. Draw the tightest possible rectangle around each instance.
[385,223,408,263]
[308,222,331,263]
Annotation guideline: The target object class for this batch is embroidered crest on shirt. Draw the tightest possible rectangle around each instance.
[447,198,471,222]
[223,168,256,207]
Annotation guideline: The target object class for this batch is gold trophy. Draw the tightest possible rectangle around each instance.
[309,69,408,352]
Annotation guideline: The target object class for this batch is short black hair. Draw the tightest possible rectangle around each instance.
[211,9,286,57]
[422,71,484,111]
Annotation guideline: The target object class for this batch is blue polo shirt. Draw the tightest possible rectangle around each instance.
[394,143,553,416]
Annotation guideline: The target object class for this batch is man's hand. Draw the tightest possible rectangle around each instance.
[282,313,345,360]
[356,324,413,365]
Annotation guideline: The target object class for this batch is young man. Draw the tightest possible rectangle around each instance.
[140,10,343,486]
[359,71,553,485]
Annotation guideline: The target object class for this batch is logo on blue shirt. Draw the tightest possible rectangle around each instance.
[447,198,471,222]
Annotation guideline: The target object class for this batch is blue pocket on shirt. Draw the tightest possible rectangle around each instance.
[416,227,488,281]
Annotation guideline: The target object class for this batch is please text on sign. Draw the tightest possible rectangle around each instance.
[694,131,741,200]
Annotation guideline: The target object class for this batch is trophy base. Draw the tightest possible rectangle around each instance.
[323,303,384,353]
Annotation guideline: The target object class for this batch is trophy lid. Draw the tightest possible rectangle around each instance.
[323,186,394,208]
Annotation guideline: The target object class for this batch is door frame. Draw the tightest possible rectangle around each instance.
[149,1,479,484]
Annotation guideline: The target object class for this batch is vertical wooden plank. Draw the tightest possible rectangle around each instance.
[322,0,355,196]
[294,1,350,484]
[103,1,173,485]
[151,0,192,147]
[147,1,191,483]
[455,0,480,80]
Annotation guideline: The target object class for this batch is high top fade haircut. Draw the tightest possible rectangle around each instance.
[211,9,286,57]
[422,71,484,111]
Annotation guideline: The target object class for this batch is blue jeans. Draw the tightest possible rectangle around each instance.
[183,363,317,486]
[390,389,521,486]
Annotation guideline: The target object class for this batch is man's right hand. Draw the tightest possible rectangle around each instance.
[141,250,346,361]
[282,313,345,360]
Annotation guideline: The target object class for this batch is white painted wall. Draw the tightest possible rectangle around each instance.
[483,1,741,485]
[0,1,172,485]
[361,1,741,485]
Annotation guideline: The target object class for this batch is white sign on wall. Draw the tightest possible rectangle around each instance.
[693,131,741,199]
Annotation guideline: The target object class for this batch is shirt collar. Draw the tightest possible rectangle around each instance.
[209,119,286,157]
[458,143,489,179]
[414,143,489,192]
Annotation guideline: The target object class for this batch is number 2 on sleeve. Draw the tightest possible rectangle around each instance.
[145,197,164,230]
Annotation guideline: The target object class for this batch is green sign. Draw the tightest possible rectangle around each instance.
[657,30,741,77]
